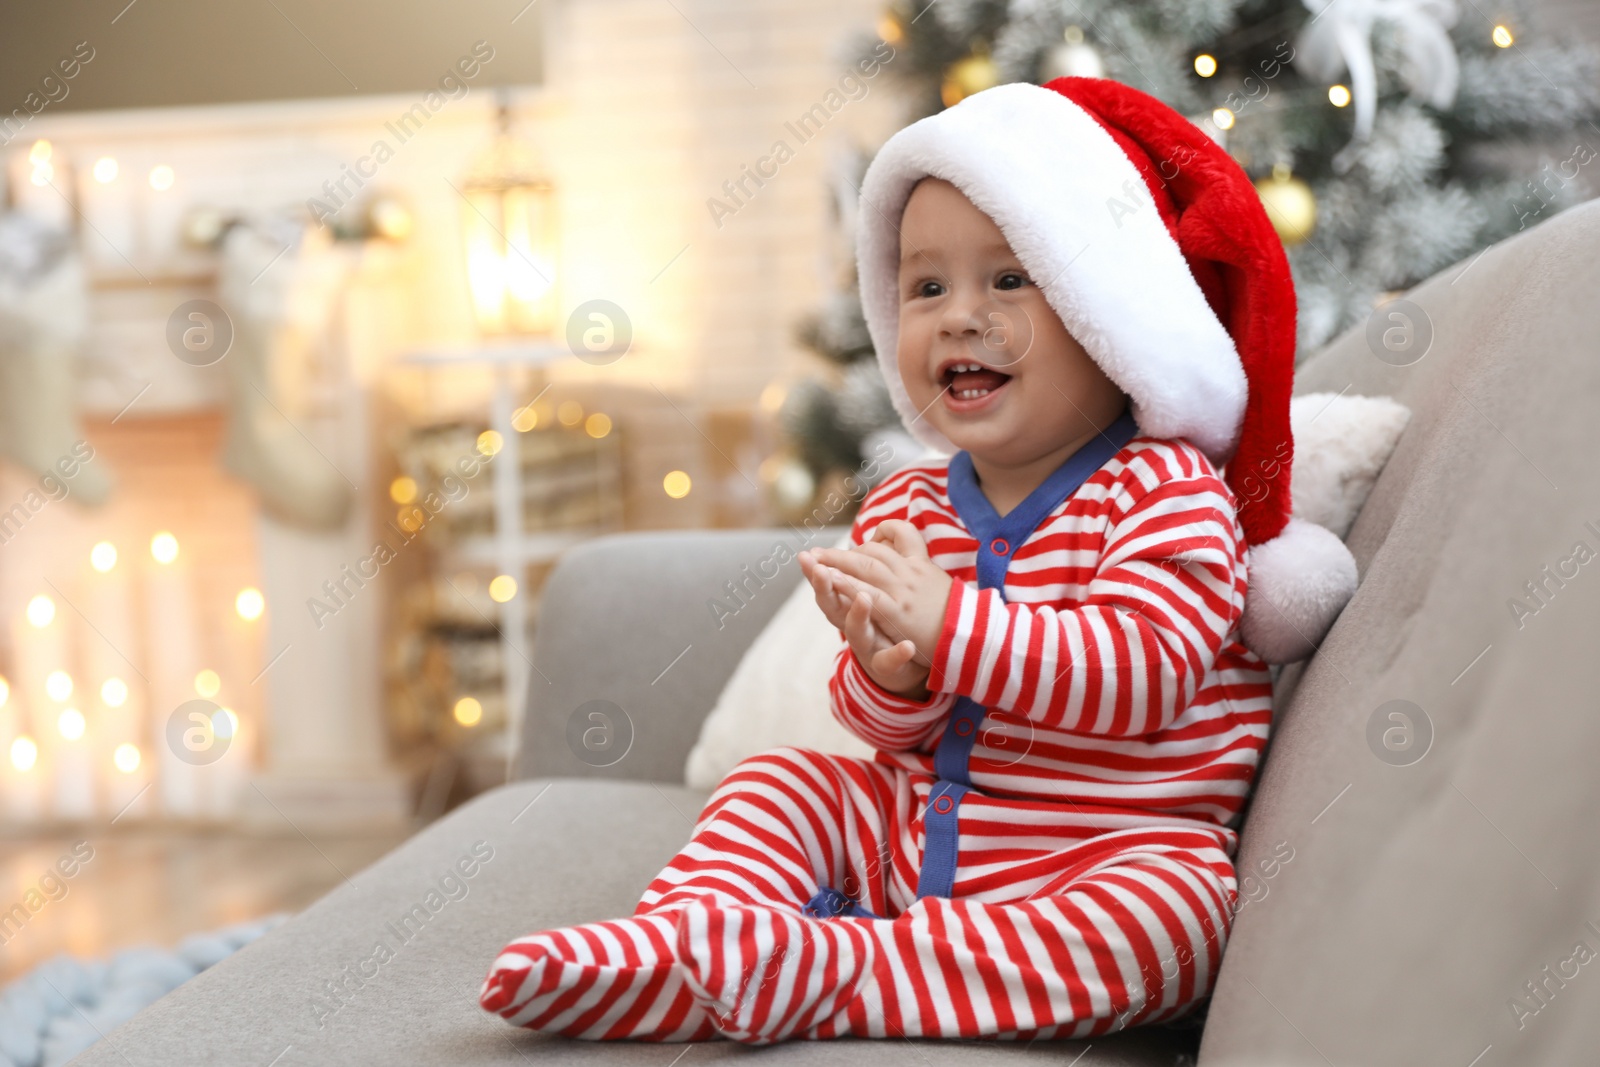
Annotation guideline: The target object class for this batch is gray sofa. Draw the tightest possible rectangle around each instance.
[78,198,1600,1066]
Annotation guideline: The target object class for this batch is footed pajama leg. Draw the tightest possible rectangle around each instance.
[479,912,716,1041]
[807,841,1238,1041]
[482,748,915,1041]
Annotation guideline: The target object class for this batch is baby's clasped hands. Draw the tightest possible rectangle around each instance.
[797,519,953,701]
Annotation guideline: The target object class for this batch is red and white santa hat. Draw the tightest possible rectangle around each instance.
[855,76,1358,663]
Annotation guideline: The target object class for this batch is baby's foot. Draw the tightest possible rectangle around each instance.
[481,913,716,1041]
[674,901,877,1044]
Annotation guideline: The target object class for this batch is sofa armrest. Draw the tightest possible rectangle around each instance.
[511,527,845,785]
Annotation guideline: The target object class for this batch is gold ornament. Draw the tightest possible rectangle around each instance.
[1255,163,1316,245]
[941,50,998,108]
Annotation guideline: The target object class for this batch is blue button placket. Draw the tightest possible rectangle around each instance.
[804,407,1141,920]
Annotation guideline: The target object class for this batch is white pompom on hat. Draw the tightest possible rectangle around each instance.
[854,77,1358,663]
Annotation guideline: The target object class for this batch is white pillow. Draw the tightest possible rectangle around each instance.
[1290,392,1412,539]
[684,393,1411,789]
[684,532,873,791]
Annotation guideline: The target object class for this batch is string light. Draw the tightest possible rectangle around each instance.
[114,743,141,773]
[476,430,503,457]
[1329,84,1352,107]
[149,164,175,191]
[27,595,55,627]
[28,141,52,187]
[58,708,85,741]
[453,696,483,726]
[46,670,73,701]
[93,157,119,183]
[1194,54,1218,77]
[11,736,38,771]
[584,413,612,439]
[512,405,538,432]
[91,541,118,572]
[151,532,179,564]
[663,470,692,499]
[389,476,417,504]
[102,677,129,707]
[212,707,239,739]
[1492,24,1513,48]
[557,401,584,427]
[489,575,517,603]
[1212,107,1236,131]
[194,669,221,698]
[236,587,265,621]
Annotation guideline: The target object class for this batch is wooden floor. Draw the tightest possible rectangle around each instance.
[0,825,409,985]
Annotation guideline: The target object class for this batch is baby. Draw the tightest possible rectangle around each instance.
[480,76,1352,1044]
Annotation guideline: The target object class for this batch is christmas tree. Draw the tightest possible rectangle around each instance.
[777,0,1600,496]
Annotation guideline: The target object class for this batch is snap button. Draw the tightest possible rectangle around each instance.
[933,795,954,814]
[990,538,1010,555]
[954,719,974,737]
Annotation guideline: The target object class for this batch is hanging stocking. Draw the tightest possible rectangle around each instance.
[216,217,353,530]
[0,213,112,505]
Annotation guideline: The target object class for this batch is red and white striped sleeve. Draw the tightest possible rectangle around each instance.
[926,452,1246,738]
[825,470,956,753]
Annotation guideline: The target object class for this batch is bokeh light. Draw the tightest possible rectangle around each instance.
[389,476,417,504]
[663,470,692,499]
[11,736,37,772]
[46,670,73,701]
[58,708,85,741]
[236,587,265,620]
[114,743,141,773]
[194,669,221,698]
[453,696,483,727]
[102,677,129,708]
[27,595,55,627]
[151,532,179,564]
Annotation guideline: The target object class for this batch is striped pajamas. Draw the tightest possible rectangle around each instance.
[482,434,1273,1044]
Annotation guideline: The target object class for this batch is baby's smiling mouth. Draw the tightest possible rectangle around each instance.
[939,359,1013,401]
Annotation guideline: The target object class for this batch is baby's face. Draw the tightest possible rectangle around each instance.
[895,178,1127,468]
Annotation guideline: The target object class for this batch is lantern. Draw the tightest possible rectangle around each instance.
[460,98,557,336]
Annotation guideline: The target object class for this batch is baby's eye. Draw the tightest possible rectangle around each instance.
[913,279,945,298]
[995,271,1031,291]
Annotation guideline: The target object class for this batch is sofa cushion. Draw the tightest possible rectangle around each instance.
[1199,200,1600,1064]
[80,780,1199,1065]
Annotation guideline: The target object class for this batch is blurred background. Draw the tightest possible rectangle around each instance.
[0,0,1595,991]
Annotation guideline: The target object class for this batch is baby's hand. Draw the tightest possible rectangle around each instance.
[799,520,949,701]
